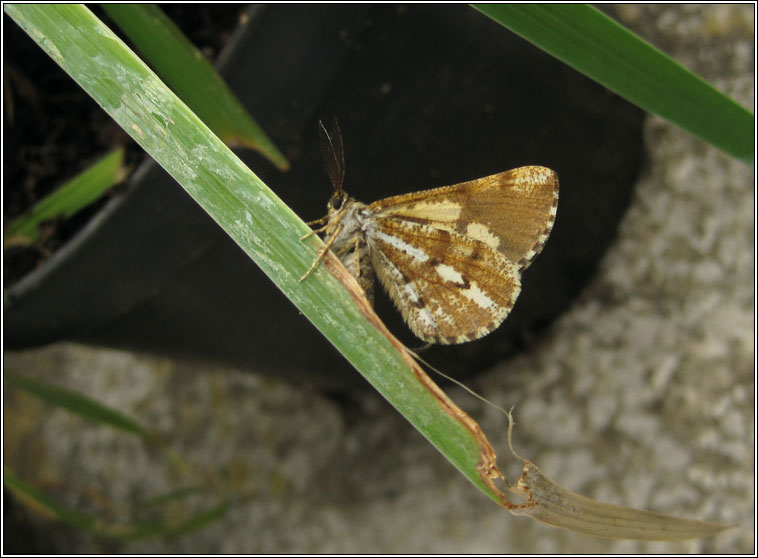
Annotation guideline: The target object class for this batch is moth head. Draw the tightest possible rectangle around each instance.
[328,190,349,215]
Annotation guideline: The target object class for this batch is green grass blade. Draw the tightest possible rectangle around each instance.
[138,486,202,509]
[472,4,754,164]
[4,467,97,530]
[5,373,152,439]
[101,4,289,171]
[108,500,230,541]
[150,500,229,539]
[4,148,125,247]
[4,2,500,506]
[6,466,228,540]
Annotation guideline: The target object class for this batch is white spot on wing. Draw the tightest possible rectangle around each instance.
[435,263,464,284]
[403,200,462,222]
[415,305,437,330]
[374,230,429,263]
[461,282,498,311]
[466,222,500,249]
[402,280,422,305]
[513,166,555,192]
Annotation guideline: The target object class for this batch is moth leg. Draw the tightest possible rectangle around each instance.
[300,216,329,240]
[306,216,328,226]
[331,235,356,259]
[329,234,361,272]
[299,222,342,282]
[348,234,375,305]
[351,235,362,278]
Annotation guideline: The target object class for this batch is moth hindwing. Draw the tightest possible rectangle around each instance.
[304,123,559,344]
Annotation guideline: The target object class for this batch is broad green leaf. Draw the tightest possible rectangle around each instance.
[101,4,289,171]
[4,148,125,247]
[473,4,754,164]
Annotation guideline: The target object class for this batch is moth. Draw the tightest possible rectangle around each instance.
[301,120,559,345]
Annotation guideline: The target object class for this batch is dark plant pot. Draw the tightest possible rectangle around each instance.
[5,5,643,389]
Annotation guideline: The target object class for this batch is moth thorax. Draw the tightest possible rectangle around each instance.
[323,199,374,303]
[325,199,367,252]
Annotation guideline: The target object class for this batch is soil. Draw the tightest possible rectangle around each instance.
[3,5,244,285]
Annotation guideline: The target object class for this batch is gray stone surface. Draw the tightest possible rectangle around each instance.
[4,4,753,553]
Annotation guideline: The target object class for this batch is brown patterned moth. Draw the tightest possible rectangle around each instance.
[301,119,559,344]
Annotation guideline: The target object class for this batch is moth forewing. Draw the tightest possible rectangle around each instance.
[370,166,559,270]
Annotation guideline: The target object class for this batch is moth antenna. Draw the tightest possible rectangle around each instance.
[318,117,346,195]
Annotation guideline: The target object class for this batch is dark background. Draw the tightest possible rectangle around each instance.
[5,4,643,389]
